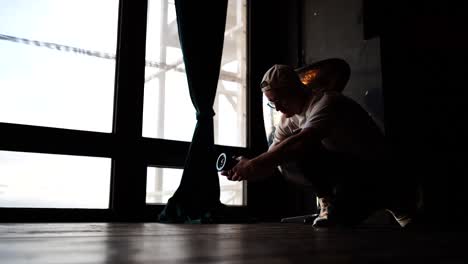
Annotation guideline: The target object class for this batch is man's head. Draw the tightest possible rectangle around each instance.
[261,64,307,117]
[261,59,351,117]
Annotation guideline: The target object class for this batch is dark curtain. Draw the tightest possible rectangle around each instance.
[158,0,229,223]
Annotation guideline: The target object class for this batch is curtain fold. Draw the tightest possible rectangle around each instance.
[158,0,229,223]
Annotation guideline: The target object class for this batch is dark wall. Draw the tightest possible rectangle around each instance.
[379,1,468,225]
[301,0,468,224]
[300,0,468,225]
[299,0,385,217]
[303,0,384,131]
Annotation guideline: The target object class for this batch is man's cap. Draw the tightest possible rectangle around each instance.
[261,64,304,92]
[261,58,351,93]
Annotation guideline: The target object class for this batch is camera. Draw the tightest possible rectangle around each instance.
[216,153,238,171]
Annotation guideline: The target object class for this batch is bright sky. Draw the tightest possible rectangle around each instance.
[0,0,246,208]
[0,0,118,132]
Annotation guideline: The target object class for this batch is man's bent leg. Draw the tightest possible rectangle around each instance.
[279,148,344,227]
[278,161,335,225]
[299,150,382,227]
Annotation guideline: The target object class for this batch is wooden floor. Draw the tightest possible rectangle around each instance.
[0,223,466,264]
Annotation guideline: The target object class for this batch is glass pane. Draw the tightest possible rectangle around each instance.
[146,167,244,205]
[263,94,283,146]
[143,0,247,147]
[0,151,111,209]
[0,0,119,132]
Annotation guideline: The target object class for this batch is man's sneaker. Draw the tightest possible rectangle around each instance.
[386,209,414,227]
[386,185,424,228]
[312,196,337,227]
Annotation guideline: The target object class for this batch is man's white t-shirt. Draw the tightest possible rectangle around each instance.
[273,90,385,161]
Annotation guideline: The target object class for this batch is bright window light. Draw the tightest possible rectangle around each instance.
[142,0,247,147]
[146,167,244,205]
[0,150,111,209]
[0,0,119,132]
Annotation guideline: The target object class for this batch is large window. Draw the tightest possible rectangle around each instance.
[0,0,118,212]
[0,0,119,132]
[0,0,248,217]
[143,0,247,205]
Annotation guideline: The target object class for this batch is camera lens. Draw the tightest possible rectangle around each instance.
[216,153,237,171]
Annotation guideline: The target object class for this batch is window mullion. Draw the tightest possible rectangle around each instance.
[111,0,148,220]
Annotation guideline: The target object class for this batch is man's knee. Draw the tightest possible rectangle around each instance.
[279,162,313,186]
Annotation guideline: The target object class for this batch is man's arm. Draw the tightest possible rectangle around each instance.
[225,126,326,181]
[258,127,323,165]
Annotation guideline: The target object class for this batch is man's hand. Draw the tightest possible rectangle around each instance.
[220,156,275,182]
[220,127,323,182]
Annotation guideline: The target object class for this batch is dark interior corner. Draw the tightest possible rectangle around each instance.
[378,1,468,226]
